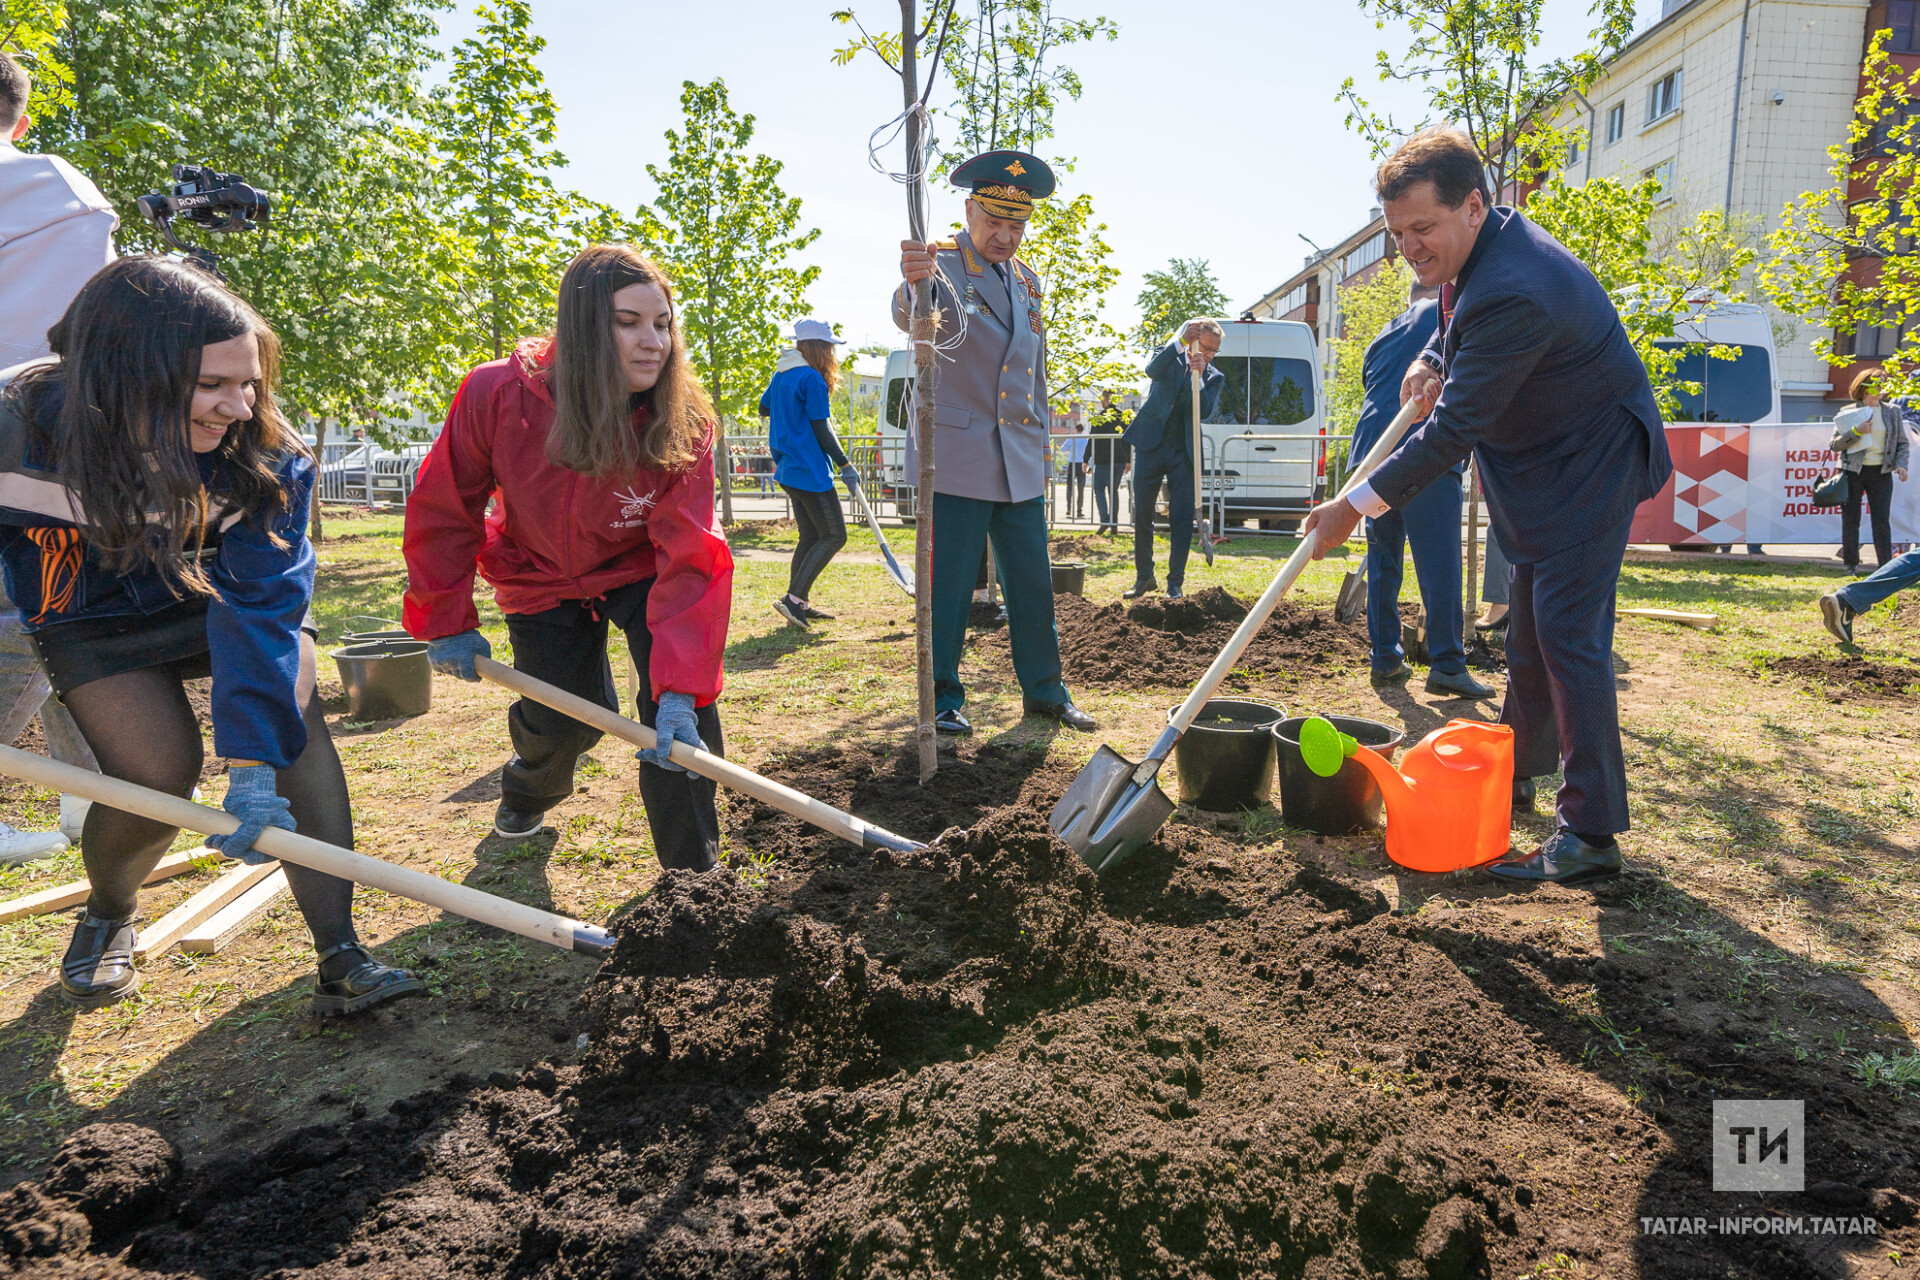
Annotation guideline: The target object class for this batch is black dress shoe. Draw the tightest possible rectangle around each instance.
[494,802,547,841]
[1123,580,1158,599]
[1512,776,1536,812]
[1427,668,1495,699]
[1024,700,1097,732]
[1370,661,1414,687]
[934,709,973,735]
[1486,830,1622,886]
[1166,583,1184,600]
[61,911,140,1008]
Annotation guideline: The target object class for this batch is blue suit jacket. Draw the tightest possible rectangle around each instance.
[1351,298,1459,475]
[1367,208,1672,563]
[1122,342,1225,458]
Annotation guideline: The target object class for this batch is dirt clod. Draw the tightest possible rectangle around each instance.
[1767,654,1918,701]
[39,1124,180,1237]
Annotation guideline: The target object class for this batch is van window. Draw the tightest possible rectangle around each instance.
[1209,356,1316,427]
[885,377,913,429]
[1655,342,1772,423]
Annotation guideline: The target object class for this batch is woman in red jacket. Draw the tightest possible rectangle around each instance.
[403,245,733,870]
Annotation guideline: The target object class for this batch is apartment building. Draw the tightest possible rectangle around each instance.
[1252,0,1886,420]
[1244,211,1397,348]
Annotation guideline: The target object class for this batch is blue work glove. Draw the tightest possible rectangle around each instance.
[838,463,862,493]
[642,691,704,773]
[207,764,294,866]
[427,630,491,681]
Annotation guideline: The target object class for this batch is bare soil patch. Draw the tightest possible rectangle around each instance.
[1766,655,1919,702]
[4,737,1915,1279]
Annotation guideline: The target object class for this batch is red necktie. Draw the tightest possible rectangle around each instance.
[1439,281,1456,334]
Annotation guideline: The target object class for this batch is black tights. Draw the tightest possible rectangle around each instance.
[782,484,847,601]
[59,635,360,970]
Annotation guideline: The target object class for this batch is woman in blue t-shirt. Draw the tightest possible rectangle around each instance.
[758,320,858,628]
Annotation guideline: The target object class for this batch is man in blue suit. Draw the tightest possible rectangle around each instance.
[1121,319,1226,598]
[1305,128,1671,886]
[1352,282,1495,701]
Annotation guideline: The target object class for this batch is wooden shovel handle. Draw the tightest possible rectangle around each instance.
[1162,396,1426,742]
[475,658,924,855]
[0,744,614,957]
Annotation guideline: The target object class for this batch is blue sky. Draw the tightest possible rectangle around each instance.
[440,0,1652,360]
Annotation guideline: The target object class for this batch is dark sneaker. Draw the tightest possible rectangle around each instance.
[1818,593,1855,643]
[934,709,973,735]
[800,603,836,621]
[772,597,810,629]
[61,912,139,1008]
[311,943,427,1018]
[493,803,547,841]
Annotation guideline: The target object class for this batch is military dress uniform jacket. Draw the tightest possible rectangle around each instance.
[891,230,1050,503]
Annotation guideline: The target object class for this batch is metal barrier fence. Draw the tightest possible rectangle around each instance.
[316,441,431,509]
[717,431,1356,536]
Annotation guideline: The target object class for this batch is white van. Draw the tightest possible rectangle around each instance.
[876,318,1326,526]
[1653,299,1781,426]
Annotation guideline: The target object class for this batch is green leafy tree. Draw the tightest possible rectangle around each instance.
[935,0,1115,173]
[1761,31,1920,391]
[429,0,581,365]
[1131,257,1230,356]
[1526,175,1754,416]
[1340,0,1635,191]
[1326,257,1414,434]
[1016,189,1130,409]
[643,78,822,426]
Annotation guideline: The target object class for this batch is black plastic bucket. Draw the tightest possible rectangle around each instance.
[333,640,433,721]
[1051,561,1087,595]
[1170,698,1285,812]
[1272,715,1405,835]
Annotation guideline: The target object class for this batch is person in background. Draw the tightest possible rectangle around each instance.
[1,258,420,1013]
[1088,390,1129,535]
[760,319,858,629]
[1305,128,1672,888]
[404,244,733,870]
[1351,280,1493,700]
[1064,421,1090,519]
[894,148,1094,734]
[1122,319,1225,599]
[1829,367,1910,574]
[0,50,112,864]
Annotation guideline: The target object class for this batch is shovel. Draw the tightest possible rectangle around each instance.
[476,658,924,855]
[1050,396,1427,872]
[0,744,616,957]
[847,472,914,596]
[1192,367,1215,566]
[1334,561,1367,624]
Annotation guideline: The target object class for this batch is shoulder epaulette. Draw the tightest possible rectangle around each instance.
[934,238,959,250]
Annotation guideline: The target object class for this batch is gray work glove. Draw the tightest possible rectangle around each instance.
[838,463,862,493]
[208,764,294,865]
[427,629,491,681]
[642,691,704,773]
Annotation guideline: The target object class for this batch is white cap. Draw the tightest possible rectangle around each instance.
[792,318,845,344]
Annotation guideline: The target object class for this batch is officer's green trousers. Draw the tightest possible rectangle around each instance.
[931,493,1070,714]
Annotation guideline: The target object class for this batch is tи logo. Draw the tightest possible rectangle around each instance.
[1713,1100,1803,1192]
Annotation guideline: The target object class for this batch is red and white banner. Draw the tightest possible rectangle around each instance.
[1629,423,1920,545]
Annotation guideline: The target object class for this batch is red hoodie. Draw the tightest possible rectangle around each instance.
[402,339,733,705]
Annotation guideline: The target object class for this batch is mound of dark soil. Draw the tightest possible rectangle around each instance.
[978,586,1371,689]
[1767,654,1918,701]
[11,740,1916,1279]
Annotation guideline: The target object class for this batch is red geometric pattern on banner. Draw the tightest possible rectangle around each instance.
[1629,425,1751,545]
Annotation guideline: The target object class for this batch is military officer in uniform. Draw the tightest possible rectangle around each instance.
[895,149,1095,735]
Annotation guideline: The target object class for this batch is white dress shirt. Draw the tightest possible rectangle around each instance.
[0,141,117,366]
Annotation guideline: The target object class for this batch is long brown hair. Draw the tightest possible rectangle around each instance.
[7,256,300,594]
[798,338,841,395]
[546,244,713,476]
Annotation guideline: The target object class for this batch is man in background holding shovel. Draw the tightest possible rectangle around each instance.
[1352,280,1493,701]
[1303,129,1671,887]
[1122,319,1225,600]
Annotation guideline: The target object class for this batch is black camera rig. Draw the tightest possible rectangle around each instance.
[136,164,272,277]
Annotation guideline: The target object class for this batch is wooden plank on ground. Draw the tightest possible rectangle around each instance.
[135,860,280,960]
[0,848,213,925]
[178,868,288,955]
[1620,607,1717,629]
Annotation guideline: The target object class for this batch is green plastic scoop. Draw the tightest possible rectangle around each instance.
[1299,716,1359,778]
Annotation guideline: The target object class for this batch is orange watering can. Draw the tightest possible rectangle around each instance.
[1299,717,1514,872]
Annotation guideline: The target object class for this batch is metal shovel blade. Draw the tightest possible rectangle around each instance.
[1049,744,1178,874]
[1198,514,1216,566]
[1334,562,1367,624]
[850,483,914,596]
